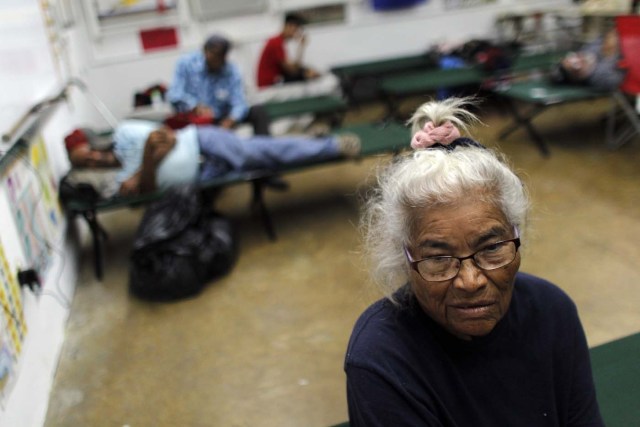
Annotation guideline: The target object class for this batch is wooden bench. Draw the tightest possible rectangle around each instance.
[64,122,410,280]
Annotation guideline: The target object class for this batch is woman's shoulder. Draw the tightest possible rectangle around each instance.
[349,298,396,342]
[346,291,422,365]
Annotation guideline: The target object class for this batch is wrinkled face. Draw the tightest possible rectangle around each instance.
[68,145,119,168]
[406,197,520,340]
[204,46,226,73]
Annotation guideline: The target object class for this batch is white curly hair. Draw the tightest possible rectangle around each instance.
[361,97,530,303]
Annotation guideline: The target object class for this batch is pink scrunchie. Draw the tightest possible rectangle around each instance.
[411,121,461,150]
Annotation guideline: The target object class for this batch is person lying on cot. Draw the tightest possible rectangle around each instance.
[345,97,604,426]
[64,120,361,198]
[549,29,624,91]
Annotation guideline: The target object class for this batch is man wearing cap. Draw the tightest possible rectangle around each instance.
[64,120,361,197]
[166,34,270,135]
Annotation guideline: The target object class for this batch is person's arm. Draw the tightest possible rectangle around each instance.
[119,171,142,196]
[225,65,248,125]
[283,34,319,79]
[280,57,303,75]
[292,32,306,68]
[141,127,177,193]
[585,29,624,91]
[192,104,214,117]
[119,128,176,195]
[600,29,618,58]
[166,57,199,113]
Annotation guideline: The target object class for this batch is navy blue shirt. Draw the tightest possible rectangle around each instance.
[345,272,604,427]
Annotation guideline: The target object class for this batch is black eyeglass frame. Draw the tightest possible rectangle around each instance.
[404,232,521,282]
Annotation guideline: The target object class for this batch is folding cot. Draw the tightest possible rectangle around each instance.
[130,94,349,132]
[379,50,568,120]
[381,67,486,119]
[63,121,411,280]
[492,80,609,156]
[263,95,348,128]
[492,15,640,157]
[492,16,640,156]
[330,53,437,105]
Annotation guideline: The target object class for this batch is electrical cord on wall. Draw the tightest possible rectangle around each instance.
[19,150,71,309]
[3,146,71,310]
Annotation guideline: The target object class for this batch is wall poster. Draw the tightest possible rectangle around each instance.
[0,244,27,408]
[2,137,62,275]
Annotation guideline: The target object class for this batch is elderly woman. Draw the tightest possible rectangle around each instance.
[345,98,603,426]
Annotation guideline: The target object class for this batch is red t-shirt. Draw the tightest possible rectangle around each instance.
[257,34,286,88]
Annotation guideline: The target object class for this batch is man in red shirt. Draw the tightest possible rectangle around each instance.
[257,13,320,88]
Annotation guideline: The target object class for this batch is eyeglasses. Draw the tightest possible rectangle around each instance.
[404,235,521,282]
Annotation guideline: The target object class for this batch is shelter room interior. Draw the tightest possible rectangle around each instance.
[0,0,639,426]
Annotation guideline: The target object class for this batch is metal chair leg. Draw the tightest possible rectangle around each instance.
[607,91,640,149]
[499,99,550,157]
[81,209,108,280]
[250,180,277,241]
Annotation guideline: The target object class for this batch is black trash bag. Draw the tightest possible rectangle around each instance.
[58,173,102,206]
[129,185,237,301]
[452,39,516,73]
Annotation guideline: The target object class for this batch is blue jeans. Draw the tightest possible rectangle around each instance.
[196,126,339,181]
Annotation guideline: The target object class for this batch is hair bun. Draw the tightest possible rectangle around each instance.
[428,137,486,151]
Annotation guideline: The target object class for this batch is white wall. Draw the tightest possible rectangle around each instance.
[0,89,80,427]
[65,0,573,127]
[0,2,79,426]
[0,1,60,138]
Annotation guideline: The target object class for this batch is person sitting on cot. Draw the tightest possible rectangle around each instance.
[166,34,270,135]
[256,12,321,88]
[64,120,361,198]
[345,97,604,426]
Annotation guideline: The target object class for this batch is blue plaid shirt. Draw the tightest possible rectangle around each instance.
[166,51,249,122]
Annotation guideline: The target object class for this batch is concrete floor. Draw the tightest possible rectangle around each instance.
[45,97,640,427]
